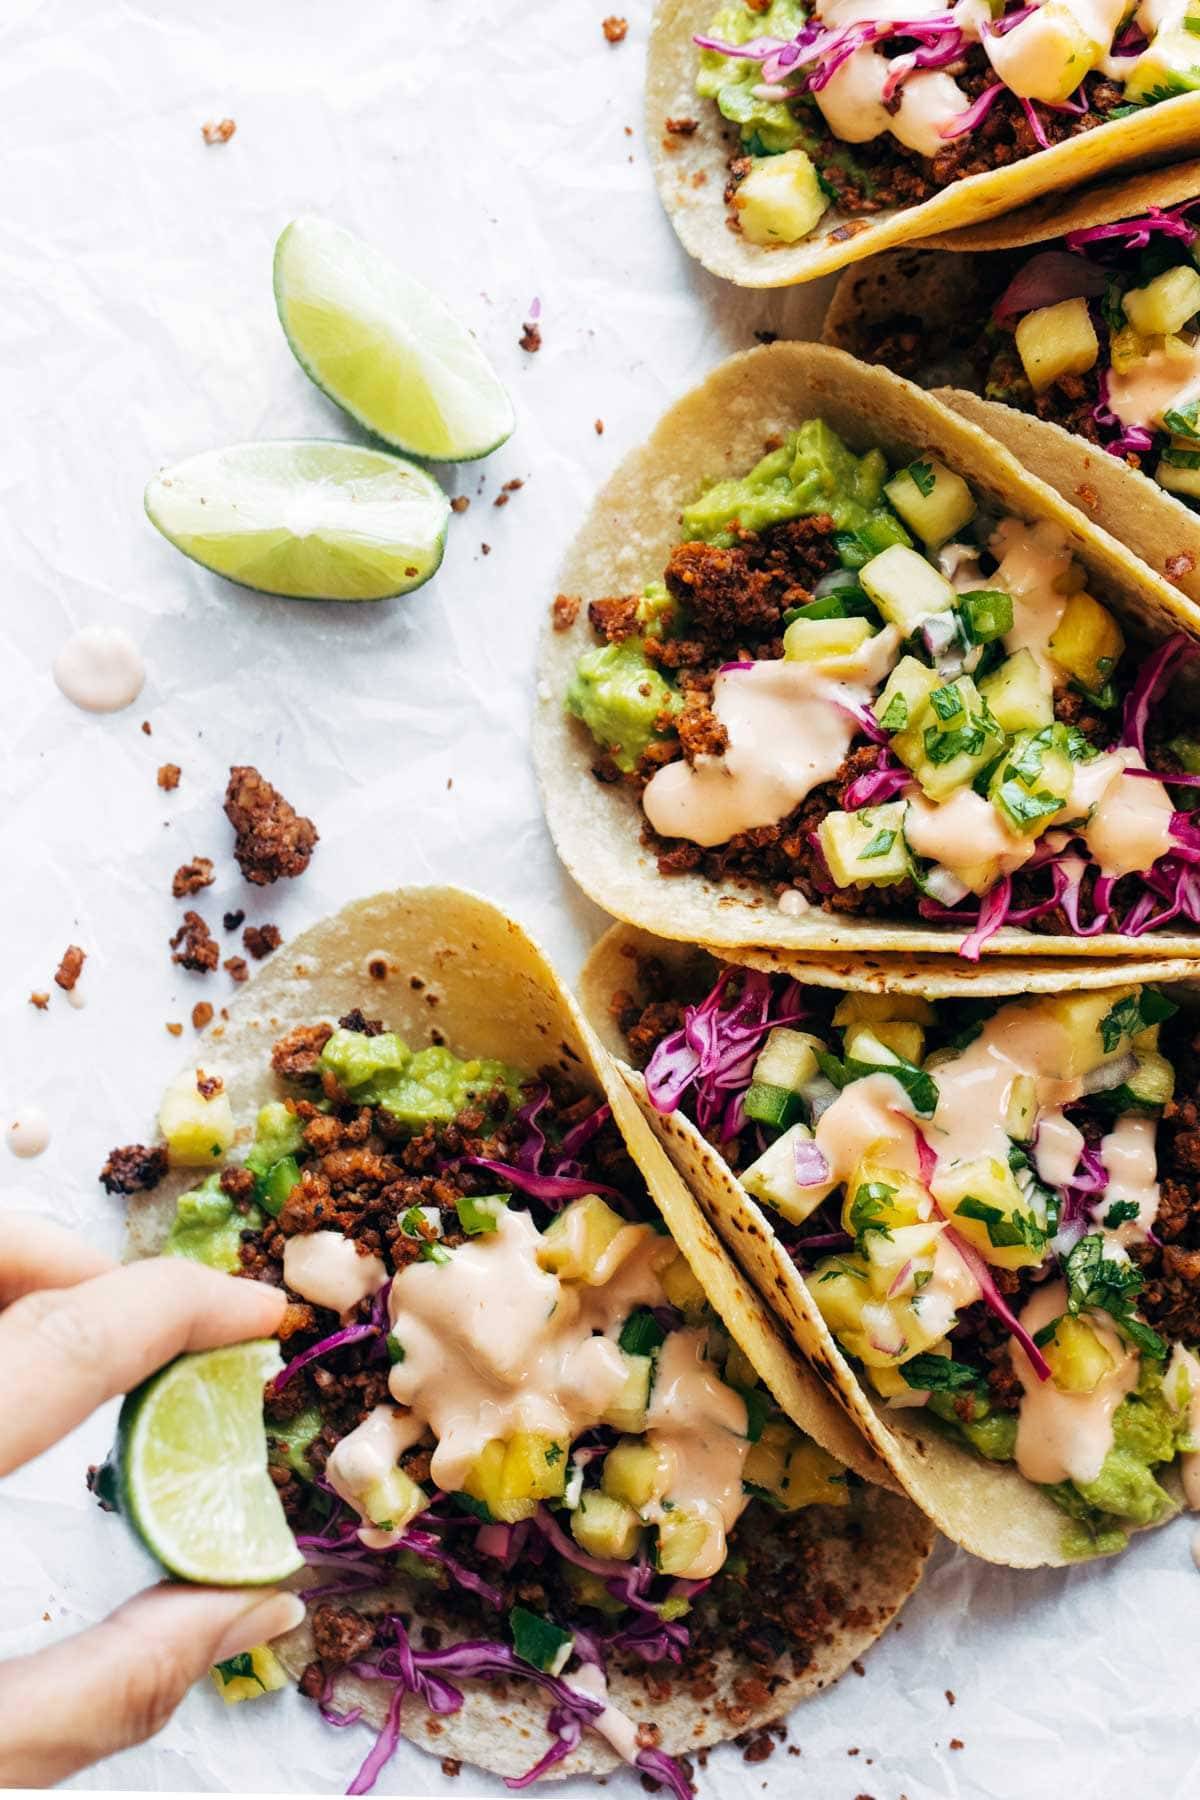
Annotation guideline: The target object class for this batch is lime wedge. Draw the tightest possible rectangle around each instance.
[273,215,515,462]
[145,440,449,601]
[115,1339,303,1585]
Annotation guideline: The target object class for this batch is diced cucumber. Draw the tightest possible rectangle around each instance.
[895,674,1003,800]
[1125,24,1200,104]
[455,1192,510,1235]
[741,1122,832,1225]
[782,614,875,668]
[743,1082,804,1130]
[884,457,976,549]
[844,1020,924,1065]
[1158,442,1200,500]
[1107,1051,1175,1113]
[956,589,1013,646]
[752,1026,822,1093]
[510,1606,575,1676]
[859,544,956,635]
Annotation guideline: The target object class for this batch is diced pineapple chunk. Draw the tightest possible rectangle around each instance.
[1124,265,1200,339]
[1109,322,1157,375]
[724,1340,759,1391]
[602,1437,671,1510]
[572,1488,642,1560]
[807,1252,872,1343]
[462,1434,567,1523]
[778,1438,848,1509]
[1038,989,1138,1079]
[818,802,910,889]
[538,1193,629,1282]
[884,458,976,549]
[840,1161,928,1242]
[985,0,1106,103]
[979,649,1054,734]
[752,1026,821,1093]
[742,1122,833,1226]
[1014,298,1099,393]
[733,149,829,246]
[211,1645,290,1705]
[362,1466,427,1531]
[600,1352,653,1434]
[832,992,935,1027]
[782,614,875,669]
[859,544,956,635]
[743,1419,794,1497]
[1043,1315,1115,1394]
[158,1067,235,1168]
[660,1253,708,1321]
[1004,1073,1038,1143]
[863,1221,944,1302]
[844,1019,924,1065]
[931,1156,1045,1270]
[893,674,1003,801]
[656,1508,718,1576]
[875,655,942,737]
[1047,591,1124,690]
[988,726,1073,837]
[1125,23,1200,104]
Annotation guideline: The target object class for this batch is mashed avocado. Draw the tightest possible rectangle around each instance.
[697,0,807,153]
[933,1363,1181,1558]
[680,421,912,562]
[268,1403,323,1481]
[318,1028,523,1128]
[566,641,681,774]
[164,1175,263,1273]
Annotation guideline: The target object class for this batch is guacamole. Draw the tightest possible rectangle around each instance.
[164,1175,263,1273]
[566,642,681,775]
[318,1027,524,1128]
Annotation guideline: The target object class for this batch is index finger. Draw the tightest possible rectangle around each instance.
[0,1259,286,1476]
[0,1216,115,1306]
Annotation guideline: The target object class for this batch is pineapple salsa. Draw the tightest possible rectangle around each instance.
[620,957,1200,1557]
[563,419,1200,954]
[149,1011,857,1793]
[693,0,1195,250]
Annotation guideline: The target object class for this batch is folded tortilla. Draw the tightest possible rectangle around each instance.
[580,919,1193,1567]
[823,161,1200,605]
[534,341,1200,963]
[122,887,932,1784]
[648,0,1200,288]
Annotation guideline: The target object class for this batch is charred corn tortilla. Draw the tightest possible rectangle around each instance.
[122,888,931,1787]
[580,922,1196,1568]
[648,0,1200,289]
[824,161,1200,605]
[535,341,1200,963]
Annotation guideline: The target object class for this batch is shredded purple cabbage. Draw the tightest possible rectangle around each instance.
[1122,633,1198,761]
[271,1321,379,1394]
[459,1154,624,1207]
[642,966,807,1142]
[843,747,912,811]
[1066,202,1200,255]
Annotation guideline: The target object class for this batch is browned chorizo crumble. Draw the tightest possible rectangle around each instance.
[172,857,215,898]
[224,765,318,886]
[99,1142,169,1195]
[170,911,219,973]
[224,955,249,983]
[244,922,282,959]
[54,945,86,991]
[28,992,49,1011]
[602,14,628,41]
[449,495,470,514]
[157,763,181,791]
[201,118,236,144]
[196,1070,224,1100]
[518,322,542,353]
[224,909,246,932]
[552,594,581,632]
[192,1002,214,1031]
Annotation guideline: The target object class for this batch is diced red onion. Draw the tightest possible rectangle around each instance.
[794,1139,831,1187]
[992,251,1109,324]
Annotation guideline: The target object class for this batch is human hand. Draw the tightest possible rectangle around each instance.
[0,1217,301,1787]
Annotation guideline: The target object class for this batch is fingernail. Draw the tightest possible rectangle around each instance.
[213,1591,307,1664]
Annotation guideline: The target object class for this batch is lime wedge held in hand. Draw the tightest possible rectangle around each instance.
[114,1339,303,1585]
[274,215,515,462]
[145,440,449,600]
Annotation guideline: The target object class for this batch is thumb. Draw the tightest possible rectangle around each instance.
[0,1583,306,1787]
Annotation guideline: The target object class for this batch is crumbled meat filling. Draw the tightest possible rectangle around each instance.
[99,1143,169,1195]
[170,911,219,973]
[224,766,318,886]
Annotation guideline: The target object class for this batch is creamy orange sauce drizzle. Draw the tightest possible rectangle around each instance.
[928,999,1084,1169]
[1166,1344,1200,1510]
[903,788,1035,890]
[1099,1113,1161,1245]
[642,633,896,847]
[1108,342,1200,433]
[990,517,1073,670]
[283,1230,389,1316]
[1065,749,1174,879]
[1012,1281,1138,1485]
[289,1207,756,1580]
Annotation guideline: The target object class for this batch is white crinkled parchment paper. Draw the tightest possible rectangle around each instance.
[1,1,1198,1795]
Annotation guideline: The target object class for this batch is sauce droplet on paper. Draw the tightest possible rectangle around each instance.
[53,626,145,713]
[6,1107,50,1158]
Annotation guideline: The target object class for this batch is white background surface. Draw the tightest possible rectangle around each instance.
[2,2,1199,1795]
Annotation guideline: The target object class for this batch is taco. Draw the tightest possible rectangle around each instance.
[824,160,1200,604]
[111,888,931,1794]
[581,922,1200,1566]
[648,0,1200,287]
[535,341,1200,962]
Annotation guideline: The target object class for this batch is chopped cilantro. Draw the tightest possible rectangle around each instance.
[907,458,936,497]
[929,683,964,722]
[1099,988,1177,1054]
[900,1353,981,1393]
[1062,1233,1166,1359]
[214,1652,265,1690]
[848,1180,896,1249]
[1104,1199,1140,1229]
[879,692,908,732]
[816,1046,938,1117]
[386,1333,406,1365]
[860,828,897,860]
[955,1194,1046,1253]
